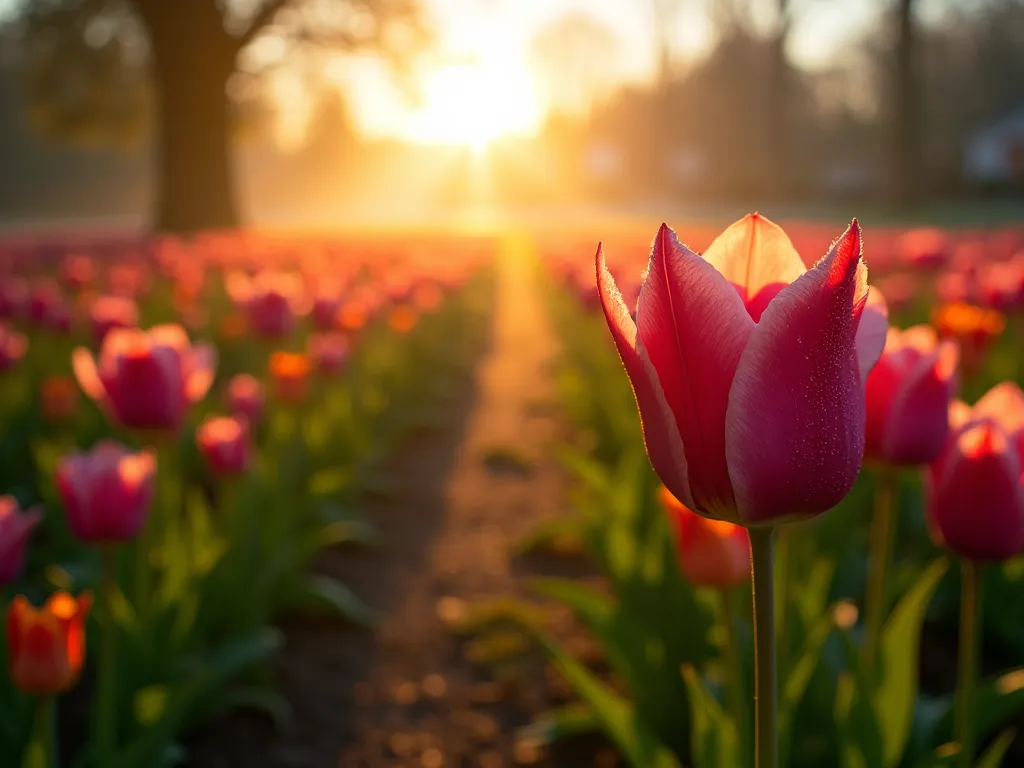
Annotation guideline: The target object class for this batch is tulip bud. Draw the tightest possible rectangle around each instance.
[269,352,310,405]
[226,373,265,425]
[865,326,959,465]
[56,442,155,544]
[88,295,139,344]
[659,486,750,589]
[6,591,92,695]
[196,416,250,477]
[927,383,1024,561]
[307,332,349,377]
[0,497,43,586]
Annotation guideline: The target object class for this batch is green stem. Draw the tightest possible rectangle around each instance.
[954,559,981,768]
[94,548,118,763]
[862,469,896,683]
[22,697,56,768]
[749,526,777,768]
[720,588,750,767]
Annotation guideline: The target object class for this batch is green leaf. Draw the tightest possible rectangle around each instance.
[835,632,884,768]
[291,574,377,626]
[681,665,741,768]
[135,685,171,727]
[875,557,949,767]
[779,610,835,766]
[930,667,1024,752]
[975,729,1016,768]
[517,704,600,746]
[535,632,682,768]
[530,577,615,629]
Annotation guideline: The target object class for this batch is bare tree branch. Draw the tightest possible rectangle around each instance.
[238,0,290,48]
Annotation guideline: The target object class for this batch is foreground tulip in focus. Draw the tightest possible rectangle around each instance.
[597,214,888,768]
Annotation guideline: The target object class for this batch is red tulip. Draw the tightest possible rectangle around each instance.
[598,215,888,525]
[72,324,216,431]
[196,416,250,477]
[865,325,959,465]
[6,591,92,695]
[0,322,27,372]
[270,351,310,405]
[226,373,265,424]
[308,332,349,376]
[88,295,139,344]
[56,442,155,543]
[0,496,43,586]
[227,271,306,339]
[927,384,1024,561]
[659,485,750,589]
[41,375,79,424]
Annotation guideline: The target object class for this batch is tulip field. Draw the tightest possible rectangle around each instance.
[3,215,1024,768]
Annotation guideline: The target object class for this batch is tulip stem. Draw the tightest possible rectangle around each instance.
[862,470,896,683]
[720,588,750,767]
[23,697,56,768]
[749,525,777,768]
[94,548,118,764]
[954,559,981,768]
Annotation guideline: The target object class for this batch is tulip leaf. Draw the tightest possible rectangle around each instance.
[974,728,1016,768]
[835,630,884,768]
[534,631,682,768]
[927,666,1024,754]
[875,557,949,768]
[682,665,741,768]
[291,574,378,626]
[517,703,601,746]
[779,609,836,766]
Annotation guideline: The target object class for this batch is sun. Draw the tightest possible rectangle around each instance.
[406,62,542,150]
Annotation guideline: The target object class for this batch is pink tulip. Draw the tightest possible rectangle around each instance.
[227,271,307,339]
[598,214,888,525]
[308,332,349,376]
[0,496,43,585]
[865,326,959,465]
[927,384,1024,561]
[56,442,155,544]
[28,280,63,327]
[226,373,265,425]
[0,323,27,372]
[659,486,750,589]
[196,416,250,477]
[88,295,139,344]
[72,324,216,431]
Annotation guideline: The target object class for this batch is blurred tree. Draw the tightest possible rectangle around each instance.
[769,0,792,199]
[890,0,919,207]
[14,0,425,232]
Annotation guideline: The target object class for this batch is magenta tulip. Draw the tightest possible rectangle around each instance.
[0,496,42,585]
[598,214,888,525]
[865,325,959,465]
[226,373,265,425]
[72,324,216,431]
[196,416,250,477]
[927,384,1024,561]
[308,332,349,376]
[56,442,155,544]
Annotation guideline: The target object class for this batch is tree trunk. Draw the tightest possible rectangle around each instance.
[142,2,239,233]
[891,0,919,208]
[767,0,790,200]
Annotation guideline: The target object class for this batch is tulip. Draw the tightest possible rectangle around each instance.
[898,227,950,271]
[865,325,959,465]
[270,351,311,405]
[926,382,1024,767]
[0,496,43,586]
[933,302,1005,382]
[6,591,92,695]
[226,373,265,424]
[598,215,888,768]
[41,375,79,424]
[0,322,27,372]
[597,214,888,526]
[0,276,28,319]
[28,280,64,328]
[71,323,216,431]
[196,416,250,477]
[227,271,306,339]
[659,485,749,589]
[88,295,139,344]
[308,332,349,376]
[55,442,155,544]
[388,304,418,334]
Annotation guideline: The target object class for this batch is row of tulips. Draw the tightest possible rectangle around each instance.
[0,231,492,767]
[487,215,1024,768]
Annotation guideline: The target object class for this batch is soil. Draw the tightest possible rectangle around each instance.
[187,238,608,768]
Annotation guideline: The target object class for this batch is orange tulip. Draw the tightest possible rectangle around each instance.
[659,486,750,589]
[269,351,310,405]
[41,376,79,424]
[6,591,92,695]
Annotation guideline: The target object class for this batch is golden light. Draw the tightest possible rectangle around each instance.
[405,63,542,150]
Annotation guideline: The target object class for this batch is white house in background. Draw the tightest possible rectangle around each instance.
[964,106,1024,185]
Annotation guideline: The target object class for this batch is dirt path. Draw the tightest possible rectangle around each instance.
[189,235,594,768]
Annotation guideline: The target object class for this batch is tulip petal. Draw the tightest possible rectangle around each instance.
[885,340,959,464]
[597,243,694,510]
[928,422,1024,560]
[71,348,106,402]
[186,343,217,403]
[973,381,1024,448]
[726,220,868,524]
[702,213,808,320]
[635,224,755,518]
[856,287,889,381]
